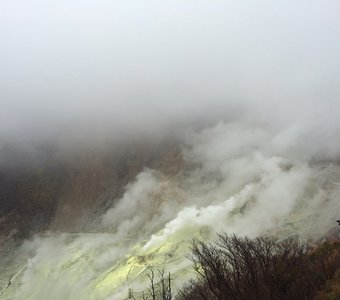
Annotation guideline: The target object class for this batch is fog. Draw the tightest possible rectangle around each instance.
[1,1,340,299]
[6,119,340,299]
[1,0,340,153]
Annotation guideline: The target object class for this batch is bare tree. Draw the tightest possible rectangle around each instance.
[143,267,172,300]
[177,234,340,300]
[158,269,172,300]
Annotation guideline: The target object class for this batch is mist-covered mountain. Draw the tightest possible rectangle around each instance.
[1,122,340,299]
[1,0,340,299]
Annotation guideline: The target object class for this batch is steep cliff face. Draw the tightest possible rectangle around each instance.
[0,139,183,240]
[0,163,67,239]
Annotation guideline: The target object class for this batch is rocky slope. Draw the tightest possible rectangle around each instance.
[0,138,183,239]
[1,129,340,299]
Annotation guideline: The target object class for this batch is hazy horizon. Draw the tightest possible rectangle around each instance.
[1,0,340,158]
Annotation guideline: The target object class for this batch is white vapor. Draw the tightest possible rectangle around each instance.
[3,120,340,299]
[1,0,340,299]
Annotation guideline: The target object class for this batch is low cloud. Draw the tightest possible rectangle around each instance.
[0,0,339,156]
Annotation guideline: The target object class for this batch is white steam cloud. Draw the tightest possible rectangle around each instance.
[1,0,340,299]
[3,120,340,299]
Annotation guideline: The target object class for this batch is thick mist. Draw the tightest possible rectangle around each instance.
[5,119,340,299]
[1,0,340,155]
[1,1,340,299]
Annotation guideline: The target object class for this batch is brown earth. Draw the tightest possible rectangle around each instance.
[0,139,184,241]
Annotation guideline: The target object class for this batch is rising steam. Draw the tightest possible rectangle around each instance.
[0,0,340,299]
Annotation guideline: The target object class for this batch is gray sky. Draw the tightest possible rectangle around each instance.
[0,0,339,149]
